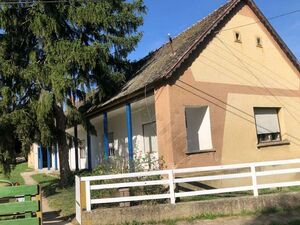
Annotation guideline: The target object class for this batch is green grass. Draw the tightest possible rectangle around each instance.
[31,173,75,219]
[0,162,32,185]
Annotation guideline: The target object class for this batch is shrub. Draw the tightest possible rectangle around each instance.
[82,154,168,209]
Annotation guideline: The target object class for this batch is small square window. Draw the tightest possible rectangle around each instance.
[254,108,281,144]
[256,37,262,47]
[234,32,242,43]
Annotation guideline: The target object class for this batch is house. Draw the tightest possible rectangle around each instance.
[28,0,300,172]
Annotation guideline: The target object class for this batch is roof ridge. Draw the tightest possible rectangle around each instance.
[134,0,237,64]
[171,0,233,40]
[163,0,242,78]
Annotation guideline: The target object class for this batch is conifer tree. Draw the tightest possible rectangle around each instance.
[0,0,145,186]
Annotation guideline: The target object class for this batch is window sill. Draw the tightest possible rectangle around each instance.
[186,149,216,155]
[257,139,290,149]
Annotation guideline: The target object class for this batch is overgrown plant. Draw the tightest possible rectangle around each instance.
[83,154,168,208]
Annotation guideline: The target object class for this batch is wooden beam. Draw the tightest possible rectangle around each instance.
[74,125,79,171]
[0,201,39,216]
[126,103,134,170]
[0,218,39,225]
[0,185,38,199]
[103,112,109,160]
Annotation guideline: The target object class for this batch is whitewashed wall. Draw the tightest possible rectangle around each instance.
[67,124,88,170]
[31,143,39,170]
[29,143,60,171]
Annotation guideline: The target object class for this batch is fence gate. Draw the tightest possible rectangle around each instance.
[0,184,42,225]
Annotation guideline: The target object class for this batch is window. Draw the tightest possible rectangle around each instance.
[79,141,86,158]
[234,32,241,43]
[185,106,213,153]
[143,121,158,153]
[108,132,116,156]
[254,108,281,144]
[256,37,262,47]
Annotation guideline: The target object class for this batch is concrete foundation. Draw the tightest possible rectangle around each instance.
[81,191,300,225]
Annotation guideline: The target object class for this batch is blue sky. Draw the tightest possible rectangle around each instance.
[128,0,300,61]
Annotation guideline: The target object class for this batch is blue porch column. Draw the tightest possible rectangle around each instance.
[126,103,134,167]
[47,146,51,170]
[54,144,58,170]
[87,121,92,170]
[103,112,109,160]
[74,125,79,171]
[38,145,43,169]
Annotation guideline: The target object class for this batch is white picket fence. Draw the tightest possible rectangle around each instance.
[75,158,300,224]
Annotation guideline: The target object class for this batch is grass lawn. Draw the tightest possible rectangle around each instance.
[31,173,75,219]
[0,162,31,184]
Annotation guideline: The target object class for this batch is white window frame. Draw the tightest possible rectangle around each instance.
[79,140,86,159]
[254,107,281,144]
[142,121,158,154]
[185,106,213,153]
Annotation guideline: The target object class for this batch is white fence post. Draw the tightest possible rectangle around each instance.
[168,170,176,204]
[251,165,258,197]
[75,176,82,224]
[86,180,91,211]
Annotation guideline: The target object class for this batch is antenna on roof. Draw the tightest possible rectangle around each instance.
[168,33,175,56]
[168,33,173,43]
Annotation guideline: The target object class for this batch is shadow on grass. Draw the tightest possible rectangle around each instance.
[34,176,60,197]
[31,173,76,220]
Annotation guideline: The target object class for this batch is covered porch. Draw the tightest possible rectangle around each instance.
[66,95,159,171]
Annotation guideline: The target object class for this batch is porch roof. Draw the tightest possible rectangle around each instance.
[86,0,300,118]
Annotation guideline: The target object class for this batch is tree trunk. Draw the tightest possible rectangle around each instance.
[54,104,71,187]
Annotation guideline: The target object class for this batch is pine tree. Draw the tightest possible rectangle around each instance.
[0,0,145,186]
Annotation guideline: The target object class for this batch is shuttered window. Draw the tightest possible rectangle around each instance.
[254,108,281,143]
[185,106,213,152]
[143,121,158,153]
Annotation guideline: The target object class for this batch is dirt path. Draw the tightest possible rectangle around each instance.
[21,172,73,225]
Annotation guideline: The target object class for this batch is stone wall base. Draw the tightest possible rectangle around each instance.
[81,192,300,225]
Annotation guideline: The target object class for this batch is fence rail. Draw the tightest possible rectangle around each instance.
[75,158,300,224]
[0,185,42,225]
